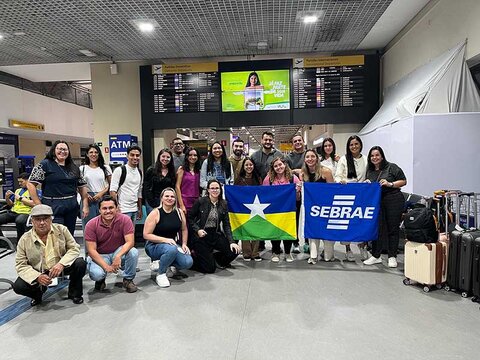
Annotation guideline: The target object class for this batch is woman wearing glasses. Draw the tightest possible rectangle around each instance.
[27,140,89,236]
[79,144,112,228]
[188,179,240,273]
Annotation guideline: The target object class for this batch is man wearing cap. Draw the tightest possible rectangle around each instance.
[84,195,138,293]
[13,204,86,306]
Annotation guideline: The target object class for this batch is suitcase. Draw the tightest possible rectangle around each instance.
[445,192,480,297]
[471,238,480,302]
[404,241,447,292]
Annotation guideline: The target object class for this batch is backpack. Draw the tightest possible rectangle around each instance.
[118,165,143,191]
[403,205,438,243]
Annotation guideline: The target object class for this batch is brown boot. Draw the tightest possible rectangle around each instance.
[122,279,137,293]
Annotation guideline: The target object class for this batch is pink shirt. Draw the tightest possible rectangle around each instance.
[85,213,134,254]
[262,174,300,186]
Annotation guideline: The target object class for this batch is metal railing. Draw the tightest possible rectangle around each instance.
[0,71,92,109]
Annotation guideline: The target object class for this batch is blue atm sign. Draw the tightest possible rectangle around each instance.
[109,134,138,163]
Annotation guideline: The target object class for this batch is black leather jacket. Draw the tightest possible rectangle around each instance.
[188,196,233,243]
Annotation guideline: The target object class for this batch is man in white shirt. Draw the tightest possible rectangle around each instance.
[109,145,143,223]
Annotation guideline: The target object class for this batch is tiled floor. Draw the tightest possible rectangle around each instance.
[1,239,479,360]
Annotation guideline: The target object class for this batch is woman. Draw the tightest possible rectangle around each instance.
[235,157,262,261]
[319,137,339,175]
[27,140,89,236]
[334,135,369,262]
[79,144,112,228]
[143,188,193,288]
[262,157,301,263]
[144,148,176,214]
[188,179,240,273]
[245,71,261,87]
[363,146,407,268]
[301,150,335,264]
[199,141,234,191]
[176,147,201,215]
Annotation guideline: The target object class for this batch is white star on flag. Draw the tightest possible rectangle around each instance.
[243,195,271,220]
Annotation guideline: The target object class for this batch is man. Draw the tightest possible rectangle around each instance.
[286,134,306,254]
[251,132,283,251]
[84,195,138,293]
[251,131,283,180]
[286,134,306,175]
[171,137,185,172]
[110,145,143,223]
[228,138,245,178]
[13,204,86,306]
[0,172,38,243]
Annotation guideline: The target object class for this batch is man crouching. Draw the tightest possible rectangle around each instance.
[84,196,138,293]
[13,204,86,306]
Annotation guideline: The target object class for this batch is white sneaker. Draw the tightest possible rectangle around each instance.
[388,257,398,268]
[243,256,252,262]
[155,273,170,288]
[271,254,280,263]
[363,256,382,265]
[285,253,294,262]
[360,248,370,261]
[346,250,355,262]
[307,257,317,265]
[150,260,160,271]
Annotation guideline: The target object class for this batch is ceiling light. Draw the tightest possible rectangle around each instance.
[303,15,318,24]
[138,22,154,32]
[13,31,26,36]
[79,49,98,57]
[241,126,245,130]
[0,34,4,40]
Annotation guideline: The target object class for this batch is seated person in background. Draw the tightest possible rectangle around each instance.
[13,204,86,306]
[0,172,39,243]
[84,196,138,293]
[188,179,240,273]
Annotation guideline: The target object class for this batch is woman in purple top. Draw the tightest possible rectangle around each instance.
[176,147,201,215]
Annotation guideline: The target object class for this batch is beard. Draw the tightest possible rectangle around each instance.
[233,149,243,157]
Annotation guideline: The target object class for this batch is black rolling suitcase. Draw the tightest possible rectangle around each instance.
[445,192,480,297]
[471,238,480,302]
[446,192,463,291]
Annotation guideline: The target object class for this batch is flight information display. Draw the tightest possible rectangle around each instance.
[293,55,365,109]
[151,63,220,113]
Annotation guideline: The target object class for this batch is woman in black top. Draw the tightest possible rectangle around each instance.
[301,149,335,264]
[144,148,176,214]
[143,187,193,288]
[27,140,88,235]
[363,146,407,268]
[188,179,240,273]
[234,157,262,261]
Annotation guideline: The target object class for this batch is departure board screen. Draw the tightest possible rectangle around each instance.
[151,64,220,113]
[293,55,365,109]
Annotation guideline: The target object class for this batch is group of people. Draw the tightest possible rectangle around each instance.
[10,132,407,307]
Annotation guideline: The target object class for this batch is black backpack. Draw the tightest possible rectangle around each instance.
[403,205,438,243]
[118,165,143,190]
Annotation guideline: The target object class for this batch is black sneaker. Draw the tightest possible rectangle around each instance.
[94,279,106,291]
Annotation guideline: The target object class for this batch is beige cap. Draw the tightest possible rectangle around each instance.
[30,204,54,217]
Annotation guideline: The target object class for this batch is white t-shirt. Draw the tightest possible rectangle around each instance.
[80,165,112,193]
[110,165,143,213]
[320,157,337,175]
[334,155,367,183]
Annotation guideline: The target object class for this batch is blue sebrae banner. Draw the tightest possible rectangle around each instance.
[303,182,381,242]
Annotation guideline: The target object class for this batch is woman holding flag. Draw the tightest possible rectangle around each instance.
[263,157,301,262]
[334,135,369,262]
[301,149,335,264]
[235,157,263,261]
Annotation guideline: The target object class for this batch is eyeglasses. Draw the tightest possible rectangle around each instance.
[32,216,51,223]
[209,188,220,191]
[56,148,69,152]
[173,143,184,146]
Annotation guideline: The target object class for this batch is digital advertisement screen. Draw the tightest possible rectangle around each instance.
[221,70,290,112]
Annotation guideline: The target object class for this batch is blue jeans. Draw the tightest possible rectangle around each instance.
[87,246,139,280]
[81,192,100,229]
[123,211,138,225]
[145,241,193,274]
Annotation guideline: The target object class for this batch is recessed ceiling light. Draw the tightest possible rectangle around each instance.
[303,15,318,24]
[13,31,26,36]
[130,19,160,33]
[0,34,4,40]
[79,49,98,57]
[138,22,154,32]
